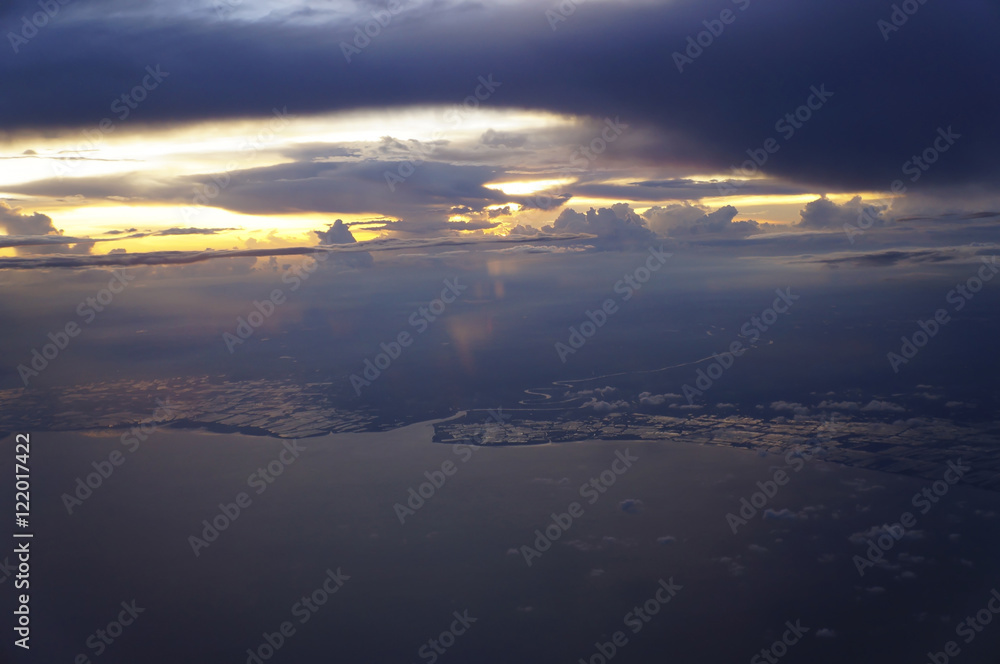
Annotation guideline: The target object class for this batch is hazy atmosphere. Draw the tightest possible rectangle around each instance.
[1,1,999,662]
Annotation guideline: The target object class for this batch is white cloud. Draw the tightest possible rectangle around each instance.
[797,195,887,230]
[860,400,905,413]
[770,401,810,415]
[643,203,763,237]
[544,204,655,246]
[581,398,629,413]
[638,391,681,406]
[817,400,860,410]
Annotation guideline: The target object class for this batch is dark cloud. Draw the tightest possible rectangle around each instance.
[0,201,93,255]
[1,0,995,193]
[0,225,245,251]
[4,158,520,236]
[0,200,59,236]
[573,178,815,203]
[154,226,240,236]
[480,129,527,149]
[0,234,98,249]
[183,160,508,223]
[896,211,1000,223]
[813,249,953,268]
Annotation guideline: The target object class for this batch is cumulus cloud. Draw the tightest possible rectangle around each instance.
[0,201,93,255]
[0,201,58,236]
[643,203,763,237]
[314,219,373,268]
[619,499,643,514]
[818,400,860,410]
[581,398,629,413]
[860,400,905,413]
[506,223,542,236]
[796,196,887,231]
[770,401,810,415]
[638,391,681,406]
[544,204,655,247]
[577,386,617,398]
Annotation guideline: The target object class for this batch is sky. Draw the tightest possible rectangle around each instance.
[4,4,1000,663]
[1,0,998,268]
